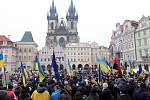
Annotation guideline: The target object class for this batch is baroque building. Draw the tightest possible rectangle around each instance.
[0,35,17,72]
[122,20,138,64]
[46,0,79,49]
[111,23,124,66]
[135,16,150,64]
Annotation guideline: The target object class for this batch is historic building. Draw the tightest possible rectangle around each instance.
[135,16,150,65]
[112,23,124,66]
[109,31,115,66]
[46,0,79,49]
[39,45,64,70]
[0,35,17,72]
[122,20,138,64]
[65,42,105,71]
[16,31,38,70]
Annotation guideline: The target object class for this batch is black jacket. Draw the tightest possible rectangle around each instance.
[86,93,99,100]
[118,94,132,100]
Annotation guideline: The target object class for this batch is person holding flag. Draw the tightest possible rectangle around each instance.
[113,57,122,78]
[51,51,60,82]
[20,62,28,87]
[0,52,4,68]
[35,55,45,82]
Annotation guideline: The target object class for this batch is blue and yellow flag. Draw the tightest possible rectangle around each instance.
[20,62,28,87]
[0,53,4,68]
[129,62,134,75]
[35,56,45,82]
[96,55,109,74]
[67,59,73,76]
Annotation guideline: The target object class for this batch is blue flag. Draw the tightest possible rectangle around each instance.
[51,51,60,82]
[138,64,142,75]
[98,64,102,81]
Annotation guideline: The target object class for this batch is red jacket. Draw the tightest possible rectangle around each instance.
[7,89,17,100]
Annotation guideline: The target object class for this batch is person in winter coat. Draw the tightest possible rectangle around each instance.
[86,87,99,100]
[31,82,50,100]
[51,85,61,100]
[133,82,150,100]
[7,82,17,100]
[73,87,83,100]
[0,90,10,100]
[118,85,132,100]
[101,82,112,100]
[59,89,72,100]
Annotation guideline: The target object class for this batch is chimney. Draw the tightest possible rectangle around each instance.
[8,35,11,40]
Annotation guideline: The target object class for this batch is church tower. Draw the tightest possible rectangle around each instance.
[46,0,79,48]
[66,0,78,33]
[46,0,58,47]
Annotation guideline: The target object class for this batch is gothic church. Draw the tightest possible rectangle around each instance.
[46,0,79,48]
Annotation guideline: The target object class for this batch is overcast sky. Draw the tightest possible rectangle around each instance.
[0,0,150,49]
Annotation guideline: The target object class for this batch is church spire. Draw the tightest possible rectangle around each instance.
[66,0,78,21]
[47,0,58,21]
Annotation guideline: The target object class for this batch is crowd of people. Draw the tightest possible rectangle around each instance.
[0,67,150,100]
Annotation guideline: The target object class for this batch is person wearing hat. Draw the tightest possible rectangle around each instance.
[101,82,113,100]
[31,82,50,100]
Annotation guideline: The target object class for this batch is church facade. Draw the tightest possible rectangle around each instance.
[46,0,80,49]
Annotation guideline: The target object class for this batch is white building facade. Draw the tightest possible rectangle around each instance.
[135,16,150,64]
[122,20,138,64]
[65,42,109,70]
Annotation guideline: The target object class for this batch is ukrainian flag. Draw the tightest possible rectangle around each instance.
[129,62,134,75]
[20,62,28,87]
[67,59,73,76]
[96,55,109,74]
[35,56,45,82]
[0,53,4,68]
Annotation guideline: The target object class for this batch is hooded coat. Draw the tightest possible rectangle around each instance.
[31,86,50,100]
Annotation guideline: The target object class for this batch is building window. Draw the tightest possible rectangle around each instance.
[138,39,141,46]
[78,53,80,55]
[44,58,46,62]
[143,30,146,35]
[71,22,74,29]
[78,59,80,61]
[143,38,147,46]
[20,49,22,52]
[41,58,43,62]
[24,48,26,52]
[51,22,54,29]
[24,56,26,61]
[74,53,76,55]
[139,50,142,57]
[138,32,141,37]
[29,48,31,52]
[74,58,76,62]
[0,41,3,45]
[48,58,50,61]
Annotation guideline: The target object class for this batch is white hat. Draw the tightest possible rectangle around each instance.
[103,82,108,90]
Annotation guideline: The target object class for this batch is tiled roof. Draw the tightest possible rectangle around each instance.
[21,31,34,42]
[0,35,11,42]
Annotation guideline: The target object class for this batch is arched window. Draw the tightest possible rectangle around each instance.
[71,22,74,29]
[51,22,54,29]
